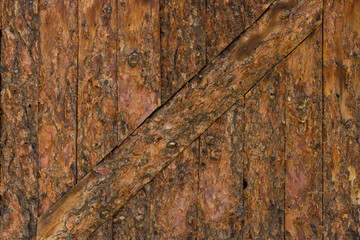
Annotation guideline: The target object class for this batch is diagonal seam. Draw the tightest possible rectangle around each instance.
[37,0,323,238]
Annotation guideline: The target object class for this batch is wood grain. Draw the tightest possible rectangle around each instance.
[160,0,206,103]
[38,0,78,215]
[206,0,244,62]
[117,0,161,142]
[284,28,323,239]
[198,102,245,239]
[77,0,118,179]
[244,0,273,28]
[243,63,286,239]
[151,140,199,239]
[323,0,360,239]
[37,0,322,238]
[112,185,151,239]
[0,0,39,238]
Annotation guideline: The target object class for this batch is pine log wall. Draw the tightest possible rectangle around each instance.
[0,0,359,239]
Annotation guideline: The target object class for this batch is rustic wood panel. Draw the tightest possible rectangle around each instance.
[244,0,273,28]
[37,1,322,237]
[117,0,161,142]
[151,140,199,239]
[285,28,322,239]
[323,0,360,239]
[112,185,151,239]
[160,0,206,102]
[243,65,286,239]
[198,102,245,239]
[88,220,112,240]
[38,0,78,214]
[0,1,39,238]
[206,0,244,62]
[77,0,118,179]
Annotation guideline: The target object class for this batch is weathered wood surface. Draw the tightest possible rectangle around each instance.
[151,141,199,239]
[160,0,206,103]
[244,0,273,28]
[0,0,39,238]
[323,0,360,239]
[206,0,244,62]
[77,0,118,178]
[285,28,322,239]
[117,0,161,142]
[243,61,286,239]
[37,0,322,238]
[38,0,78,214]
[198,102,245,239]
[112,185,151,239]
[112,0,279,237]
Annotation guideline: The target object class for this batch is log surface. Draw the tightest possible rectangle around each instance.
[36,0,322,238]
[0,0,39,238]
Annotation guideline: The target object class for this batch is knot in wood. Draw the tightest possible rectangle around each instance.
[167,141,177,149]
[100,210,110,219]
[128,51,140,68]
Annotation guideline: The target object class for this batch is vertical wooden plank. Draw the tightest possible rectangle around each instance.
[285,29,322,239]
[244,0,272,28]
[38,0,78,214]
[160,0,206,102]
[206,0,244,62]
[243,69,286,238]
[151,140,199,239]
[77,0,118,178]
[0,0,39,238]
[117,0,160,142]
[112,185,152,239]
[198,102,245,239]
[323,0,360,239]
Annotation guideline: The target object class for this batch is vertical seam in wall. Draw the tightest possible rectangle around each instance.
[242,96,246,240]
[321,0,325,238]
[284,75,287,240]
[36,0,40,222]
[196,138,200,239]
[205,0,208,65]
[112,0,119,236]
[75,0,79,183]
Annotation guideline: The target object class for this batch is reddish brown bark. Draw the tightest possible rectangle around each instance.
[284,28,323,240]
[0,1,39,238]
[77,0,118,179]
[206,0,245,62]
[151,141,199,239]
[160,0,206,103]
[36,0,322,238]
[38,0,78,215]
[117,0,161,142]
[243,62,286,239]
[112,185,151,239]
[323,0,360,239]
[244,0,273,28]
[198,102,245,239]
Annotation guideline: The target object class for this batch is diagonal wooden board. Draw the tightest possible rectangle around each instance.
[37,0,322,238]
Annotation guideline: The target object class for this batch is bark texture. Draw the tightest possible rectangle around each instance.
[243,60,286,239]
[77,0,118,178]
[151,141,199,239]
[206,0,244,62]
[323,0,360,239]
[0,1,39,238]
[117,0,161,142]
[285,28,323,240]
[198,102,245,239]
[160,0,206,103]
[38,0,78,215]
[37,0,322,238]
